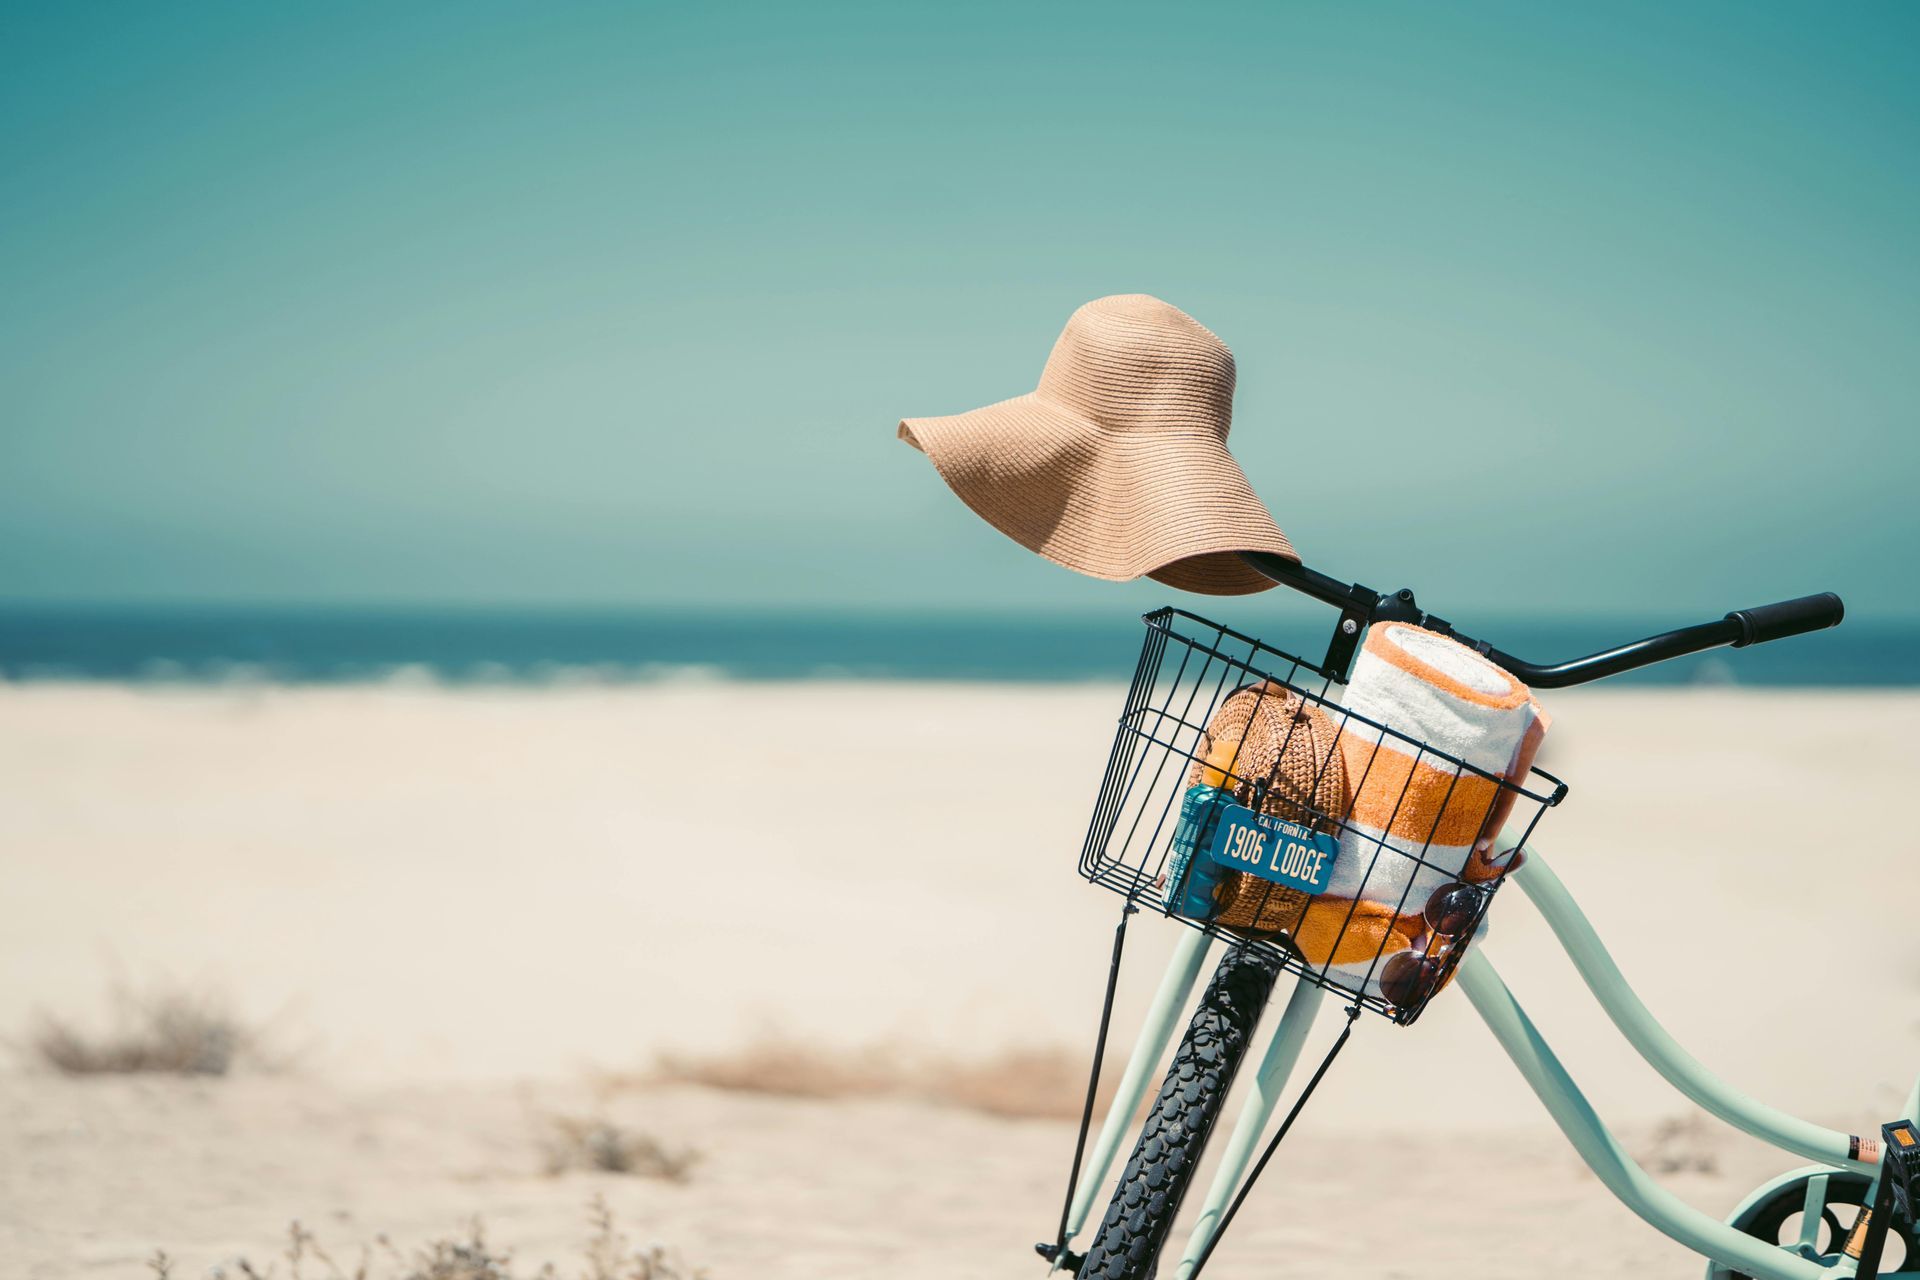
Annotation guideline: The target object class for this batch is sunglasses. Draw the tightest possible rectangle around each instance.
[1379,880,1490,1009]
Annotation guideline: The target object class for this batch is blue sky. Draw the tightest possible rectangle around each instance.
[2,2,1914,618]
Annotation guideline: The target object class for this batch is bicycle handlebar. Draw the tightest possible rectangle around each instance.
[1725,592,1845,647]
[1237,552,1845,688]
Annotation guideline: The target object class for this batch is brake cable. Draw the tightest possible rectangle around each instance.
[1048,900,1136,1268]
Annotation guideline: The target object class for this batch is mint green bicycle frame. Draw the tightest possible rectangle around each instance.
[1063,846,1920,1280]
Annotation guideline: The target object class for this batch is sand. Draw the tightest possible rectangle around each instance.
[2,681,1916,1277]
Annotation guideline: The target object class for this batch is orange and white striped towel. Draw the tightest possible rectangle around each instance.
[1313,622,1549,996]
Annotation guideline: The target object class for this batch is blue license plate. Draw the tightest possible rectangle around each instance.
[1203,802,1340,894]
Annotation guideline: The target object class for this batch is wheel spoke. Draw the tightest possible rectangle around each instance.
[1796,1174,1829,1252]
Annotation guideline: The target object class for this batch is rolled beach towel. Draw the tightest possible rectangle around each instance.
[1164,684,1423,969]
[1314,622,1550,1002]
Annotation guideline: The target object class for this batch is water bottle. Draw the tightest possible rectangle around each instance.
[1163,784,1231,919]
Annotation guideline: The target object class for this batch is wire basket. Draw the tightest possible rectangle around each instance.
[1081,608,1567,1025]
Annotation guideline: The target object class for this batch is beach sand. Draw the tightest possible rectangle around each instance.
[2,681,1916,1277]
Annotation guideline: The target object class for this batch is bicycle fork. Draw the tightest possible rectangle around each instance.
[1055,936,1336,1276]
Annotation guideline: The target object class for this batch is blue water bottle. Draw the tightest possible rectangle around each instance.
[1164,784,1231,919]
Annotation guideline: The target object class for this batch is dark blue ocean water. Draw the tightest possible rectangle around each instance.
[0,605,1912,686]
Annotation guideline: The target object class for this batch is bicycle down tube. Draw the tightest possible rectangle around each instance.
[1509,847,1884,1177]
[1455,952,1840,1280]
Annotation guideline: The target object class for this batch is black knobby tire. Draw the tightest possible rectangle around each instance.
[1077,945,1282,1280]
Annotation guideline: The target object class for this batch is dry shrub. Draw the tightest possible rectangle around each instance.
[651,1035,1116,1120]
[652,1033,899,1100]
[396,1223,516,1280]
[1632,1113,1720,1175]
[31,985,250,1076]
[580,1195,705,1280]
[541,1116,701,1182]
[927,1046,1110,1120]
[194,1199,702,1280]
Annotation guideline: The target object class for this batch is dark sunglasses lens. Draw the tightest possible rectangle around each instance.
[1424,882,1485,935]
[1380,949,1445,1009]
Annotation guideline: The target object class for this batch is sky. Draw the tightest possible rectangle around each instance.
[1,2,1915,621]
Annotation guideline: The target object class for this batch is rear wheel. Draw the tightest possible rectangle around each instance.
[1076,944,1282,1280]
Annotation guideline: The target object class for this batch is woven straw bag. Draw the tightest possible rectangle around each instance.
[1185,683,1349,933]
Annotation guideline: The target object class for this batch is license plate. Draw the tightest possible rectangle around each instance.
[1204,802,1341,894]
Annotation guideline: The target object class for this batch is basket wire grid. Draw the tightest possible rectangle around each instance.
[1081,608,1566,1025]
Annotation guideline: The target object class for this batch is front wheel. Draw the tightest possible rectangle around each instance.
[1076,944,1282,1280]
[1716,1168,1915,1279]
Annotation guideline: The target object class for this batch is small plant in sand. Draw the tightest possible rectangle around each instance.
[184,1200,703,1280]
[541,1115,701,1182]
[393,1221,516,1280]
[31,983,253,1076]
[581,1195,707,1280]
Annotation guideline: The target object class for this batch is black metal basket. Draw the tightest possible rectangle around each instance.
[1080,608,1566,1025]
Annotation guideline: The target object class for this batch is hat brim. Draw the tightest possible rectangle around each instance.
[899,392,1297,596]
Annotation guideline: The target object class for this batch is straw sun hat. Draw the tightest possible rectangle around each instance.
[898,294,1297,595]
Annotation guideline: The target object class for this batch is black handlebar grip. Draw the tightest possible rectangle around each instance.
[1725,592,1845,647]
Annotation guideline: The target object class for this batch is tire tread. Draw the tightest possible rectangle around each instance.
[1076,946,1281,1280]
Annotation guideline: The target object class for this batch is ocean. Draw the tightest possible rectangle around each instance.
[0,605,1911,687]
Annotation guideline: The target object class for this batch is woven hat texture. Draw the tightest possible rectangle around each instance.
[1186,682,1349,932]
[899,295,1296,595]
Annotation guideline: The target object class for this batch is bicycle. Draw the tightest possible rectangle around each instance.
[1028,551,1918,1280]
